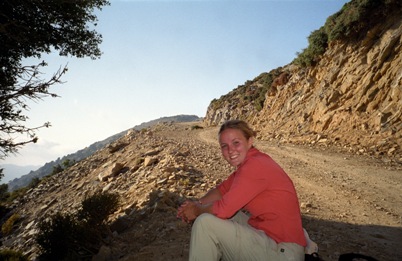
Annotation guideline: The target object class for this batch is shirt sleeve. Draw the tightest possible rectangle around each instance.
[213,157,269,218]
[216,172,235,196]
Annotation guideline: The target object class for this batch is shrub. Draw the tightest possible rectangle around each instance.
[2,213,20,236]
[324,0,389,41]
[293,27,328,67]
[0,204,10,220]
[0,249,29,261]
[0,183,9,202]
[294,0,401,67]
[191,125,203,130]
[36,192,120,260]
[7,187,28,203]
[36,213,80,260]
[77,191,119,227]
[28,177,41,189]
[50,164,63,176]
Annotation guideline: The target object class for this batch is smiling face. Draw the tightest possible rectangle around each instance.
[219,128,254,167]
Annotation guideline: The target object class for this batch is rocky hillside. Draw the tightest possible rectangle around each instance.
[205,1,402,163]
[1,122,401,261]
[6,115,201,191]
[0,122,229,260]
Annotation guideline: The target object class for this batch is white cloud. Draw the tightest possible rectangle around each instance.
[2,139,71,166]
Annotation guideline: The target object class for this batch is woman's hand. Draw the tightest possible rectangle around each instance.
[177,200,200,223]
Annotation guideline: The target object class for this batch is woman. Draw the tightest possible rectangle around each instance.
[177,120,307,261]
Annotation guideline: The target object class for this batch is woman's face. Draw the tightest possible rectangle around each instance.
[219,128,254,167]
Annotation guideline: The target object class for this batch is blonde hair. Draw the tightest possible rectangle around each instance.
[218,120,256,140]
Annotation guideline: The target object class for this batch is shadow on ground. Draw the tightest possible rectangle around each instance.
[303,215,402,261]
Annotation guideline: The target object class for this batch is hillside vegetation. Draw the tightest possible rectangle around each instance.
[205,0,402,164]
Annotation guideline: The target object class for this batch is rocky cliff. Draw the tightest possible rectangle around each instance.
[205,4,402,162]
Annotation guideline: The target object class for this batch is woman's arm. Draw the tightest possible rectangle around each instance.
[199,187,222,204]
[177,187,222,223]
[177,201,213,222]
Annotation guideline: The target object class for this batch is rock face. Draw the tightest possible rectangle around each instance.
[205,13,402,161]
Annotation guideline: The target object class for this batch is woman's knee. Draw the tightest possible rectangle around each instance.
[192,213,220,232]
[194,213,215,225]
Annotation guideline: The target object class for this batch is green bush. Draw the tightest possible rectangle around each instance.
[28,177,41,189]
[7,187,28,204]
[294,0,401,67]
[50,164,63,176]
[36,213,80,260]
[0,183,9,202]
[294,27,328,67]
[324,0,389,41]
[0,249,29,261]
[2,213,20,236]
[78,191,119,227]
[252,69,282,111]
[36,191,120,260]
[1,177,42,205]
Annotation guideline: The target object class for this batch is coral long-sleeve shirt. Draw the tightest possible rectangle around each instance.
[212,147,306,246]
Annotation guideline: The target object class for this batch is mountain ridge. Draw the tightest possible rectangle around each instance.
[0,165,41,185]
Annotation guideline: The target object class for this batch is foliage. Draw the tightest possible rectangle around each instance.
[1,213,20,236]
[191,125,204,130]
[36,212,81,261]
[49,159,76,176]
[62,159,76,169]
[293,0,401,67]
[2,176,41,204]
[28,177,41,189]
[293,28,328,67]
[0,183,9,201]
[254,68,282,110]
[239,69,281,112]
[0,204,9,220]
[36,191,119,260]
[0,249,29,261]
[208,68,283,114]
[77,191,120,227]
[5,187,28,204]
[324,0,399,41]
[0,0,110,159]
[50,164,64,176]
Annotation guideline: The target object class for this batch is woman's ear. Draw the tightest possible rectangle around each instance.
[248,137,254,148]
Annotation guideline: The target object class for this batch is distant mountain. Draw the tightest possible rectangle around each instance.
[0,164,41,184]
[7,114,201,191]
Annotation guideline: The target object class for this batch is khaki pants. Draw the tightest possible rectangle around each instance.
[189,212,304,261]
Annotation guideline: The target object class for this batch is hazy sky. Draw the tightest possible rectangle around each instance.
[1,0,349,171]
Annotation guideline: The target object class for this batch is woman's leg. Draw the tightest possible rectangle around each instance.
[189,213,280,261]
